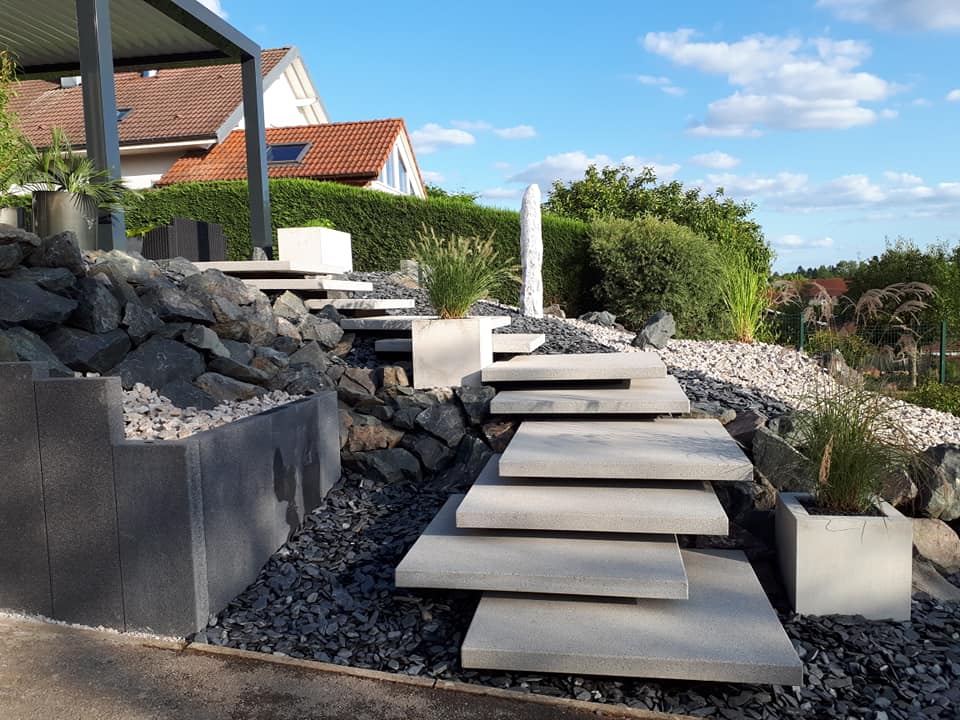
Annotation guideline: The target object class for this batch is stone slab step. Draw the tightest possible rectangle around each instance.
[499,418,753,481]
[374,333,545,355]
[461,549,804,685]
[396,495,688,599]
[242,278,373,292]
[192,260,347,276]
[341,315,511,332]
[306,298,415,311]
[482,352,666,383]
[456,456,728,535]
[490,376,690,415]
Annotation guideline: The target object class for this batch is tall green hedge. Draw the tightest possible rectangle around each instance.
[124,179,593,311]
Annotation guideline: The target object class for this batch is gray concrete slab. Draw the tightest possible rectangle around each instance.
[243,278,373,292]
[482,352,666,383]
[456,457,728,535]
[490,377,689,415]
[461,549,804,685]
[375,333,545,355]
[343,315,511,332]
[192,260,346,275]
[396,495,688,599]
[34,376,125,628]
[308,298,415,311]
[0,363,52,616]
[499,418,753,481]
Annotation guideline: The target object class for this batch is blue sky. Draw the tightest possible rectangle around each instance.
[205,0,960,272]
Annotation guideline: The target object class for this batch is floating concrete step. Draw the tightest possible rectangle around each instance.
[192,260,346,276]
[306,298,415,312]
[341,315,511,332]
[456,456,728,535]
[374,333,545,355]
[490,376,690,415]
[396,495,688,599]
[482,352,665,384]
[461,549,804,685]
[499,418,753,481]
[242,278,373,292]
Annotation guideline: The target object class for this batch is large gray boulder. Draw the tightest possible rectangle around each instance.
[194,372,267,403]
[140,285,215,324]
[207,355,272,384]
[272,291,309,322]
[0,277,78,330]
[0,327,72,376]
[0,224,41,250]
[349,448,421,484]
[89,250,161,285]
[917,444,960,521]
[181,268,260,307]
[71,276,122,334]
[120,302,164,345]
[8,266,77,294]
[913,518,960,575]
[182,324,230,358]
[44,327,131,374]
[416,403,467,447]
[632,310,676,350]
[24,231,84,276]
[0,242,24,271]
[578,310,617,327]
[109,336,205,390]
[752,426,814,492]
[298,314,343,349]
[157,379,216,410]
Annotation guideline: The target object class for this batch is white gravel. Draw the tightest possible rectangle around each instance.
[122,384,304,441]
[566,317,960,451]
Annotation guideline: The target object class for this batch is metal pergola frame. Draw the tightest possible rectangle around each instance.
[3,0,271,255]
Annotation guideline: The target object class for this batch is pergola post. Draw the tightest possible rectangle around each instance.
[240,51,272,259]
[75,0,126,251]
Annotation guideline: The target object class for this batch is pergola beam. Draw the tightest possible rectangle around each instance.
[240,51,272,258]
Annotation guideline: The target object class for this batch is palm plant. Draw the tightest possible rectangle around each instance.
[717,251,769,342]
[410,226,519,319]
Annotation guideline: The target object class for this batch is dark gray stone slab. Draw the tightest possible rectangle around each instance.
[113,440,209,636]
[34,377,125,628]
[0,363,52,616]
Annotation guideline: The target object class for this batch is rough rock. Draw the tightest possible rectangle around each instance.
[0,327,72,376]
[338,367,377,404]
[267,365,331,395]
[87,263,139,307]
[415,404,466,447]
[0,242,24,271]
[752,425,814,492]
[222,339,255,365]
[406,433,456,472]
[912,557,960,603]
[121,302,164,345]
[141,285,215,324]
[71,276,122,333]
[914,518,960,575]
[288,342,330,373]
[8,266,77,294]
[455,434,494,479]
[347,415,404,453]
[182,269,260,307]
[25,231,84,276]
[378,365,410,389]
[632,310,676,349]
[724,409,768,447]
[0,224,41,249]
[209,296,249,341]
[272,334,299,355]
[455,385,496,425]
[194,372,267,403]
[157,257,200,280]
[207,355,272,384]
[543,303,565,319]
[272,291,309,322]
[110,336,205,390]
[519,183,543,318]
[157,379,217,410]
[481,420,517,453]
[275,316,301,343]
[44,327,131,374]
[183,324,230,358]
[578,310,616,327]
[244,297,278,346]
[0,277,78,329]
[917,444,960,521]
[0,332,16,361]
[298,314,343,349]
[90,250,161,285]
[312,303,342,324]
[882,467,919,508]
[349,448,421,484]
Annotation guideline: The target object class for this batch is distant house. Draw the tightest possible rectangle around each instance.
[804,278,849,299]
[10,46,425,198]
[158,119,427,198]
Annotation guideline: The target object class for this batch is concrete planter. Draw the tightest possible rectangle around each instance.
[32,190,98,250]
[278,226,352,272]
[775,492,912,621]
[0,206,22,228]
[411,317,495,389]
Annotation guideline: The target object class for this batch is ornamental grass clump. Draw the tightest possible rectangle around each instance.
[716,251,769,343]
[793,383,918,515]
[411,226,519,319]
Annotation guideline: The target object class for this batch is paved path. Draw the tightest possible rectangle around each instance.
[0,615,690,720]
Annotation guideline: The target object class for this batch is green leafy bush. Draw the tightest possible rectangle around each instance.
[805,329,875,368]
[125,179,591,311]
[411,226,519,318]
[302,217,335,228]
[588,216,721,336]
[906,382,960,417]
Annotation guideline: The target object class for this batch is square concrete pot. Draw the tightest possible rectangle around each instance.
[411,317,494,389]
[278,226,353,272]
[775,492,912,621]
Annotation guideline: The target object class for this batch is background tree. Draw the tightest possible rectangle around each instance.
[0,50,27,200]
[425,184,479,205]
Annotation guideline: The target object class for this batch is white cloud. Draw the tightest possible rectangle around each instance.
[508,151,679,189]
[947,89,960,102]
[883,171,923,186]
[913,97,932,106]
[197,0,228,18]
[817,0,960,31]
[690,151,741,169]
[636,74,685,96]
[493,124,537,140]
[492,161,512,170]
[661,86,687,97]
[452,120,492,130]
[410,123,475,154]
[643,29,898,135]
[421,170,445,183]
[773,234,835,248]
[481,188,522,199]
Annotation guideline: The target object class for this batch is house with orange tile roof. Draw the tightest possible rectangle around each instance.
[8,45,425,199]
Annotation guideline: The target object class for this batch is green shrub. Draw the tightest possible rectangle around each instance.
[302,217,335,228]
[588,216,721,336]
[411,226,519,318]
[805,329,874,368]
[905,381,960,417]
[717,251,769,343]
[125,179,591,311]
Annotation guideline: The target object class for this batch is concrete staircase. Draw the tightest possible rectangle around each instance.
[395,350,803,685]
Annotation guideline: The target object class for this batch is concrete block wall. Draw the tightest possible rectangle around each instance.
[0,362,341,636]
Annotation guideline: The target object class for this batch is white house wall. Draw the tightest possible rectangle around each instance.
[119,149,188,190]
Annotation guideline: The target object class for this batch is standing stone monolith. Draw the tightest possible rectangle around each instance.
[519,184,543,318]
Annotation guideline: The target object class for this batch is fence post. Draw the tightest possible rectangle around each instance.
[798,314,805,352]
[941,320,948,384]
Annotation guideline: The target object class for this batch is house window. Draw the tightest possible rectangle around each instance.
[266,142,311,164]
[117,108,133,122]
[384,148,397,188]
[398,155,408,194]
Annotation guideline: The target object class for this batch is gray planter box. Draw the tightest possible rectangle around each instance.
[0,362,340,636]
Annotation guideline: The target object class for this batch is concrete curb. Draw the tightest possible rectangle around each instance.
[185,642,700,720]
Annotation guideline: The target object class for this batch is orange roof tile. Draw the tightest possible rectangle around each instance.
[9,48,290,147]
[157,120,419,189]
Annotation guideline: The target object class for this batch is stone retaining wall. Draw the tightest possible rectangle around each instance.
[0,362,340,636]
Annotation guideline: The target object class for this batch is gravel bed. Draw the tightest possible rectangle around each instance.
[203,469,960,719]
[123,384,303,440]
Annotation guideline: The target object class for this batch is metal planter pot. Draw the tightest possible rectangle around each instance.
[32,190,99,250]
[0,206,21,227]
